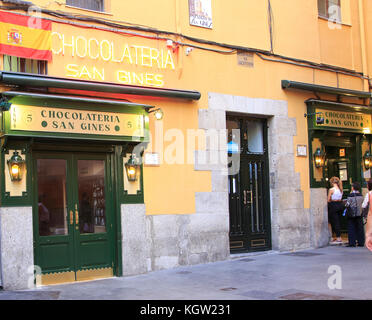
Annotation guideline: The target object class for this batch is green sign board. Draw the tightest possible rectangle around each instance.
[315,108,372,134]
[2,104,149,142]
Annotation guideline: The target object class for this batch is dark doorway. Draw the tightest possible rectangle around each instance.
[324,135,358,234]
[227,115,272,253]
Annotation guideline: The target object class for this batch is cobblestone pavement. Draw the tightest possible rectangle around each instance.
[0,245,371,300]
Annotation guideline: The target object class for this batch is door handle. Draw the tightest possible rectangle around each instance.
[246,190,253,205]
[243,190,247,205]
[69,211,74,225]
[75,210,79,225]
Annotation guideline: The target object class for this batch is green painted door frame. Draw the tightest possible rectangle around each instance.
[33,151,117,279]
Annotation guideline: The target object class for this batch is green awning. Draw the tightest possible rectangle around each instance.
[0,71,201,101]
[282,80,372,100]
[2,91,154,111]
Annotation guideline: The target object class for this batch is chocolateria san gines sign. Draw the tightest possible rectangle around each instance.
[315,108,372,133]
[9,105,145,137]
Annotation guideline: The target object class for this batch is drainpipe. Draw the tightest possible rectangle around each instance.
[358,0,369,92]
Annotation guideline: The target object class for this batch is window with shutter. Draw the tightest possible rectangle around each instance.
[66,0,105,12]
[317,0,341,22]
[3,55,47,75]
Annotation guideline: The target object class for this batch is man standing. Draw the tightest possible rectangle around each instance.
[345,182,364,247]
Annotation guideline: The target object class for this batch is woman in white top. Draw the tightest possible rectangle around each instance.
[327,176,344,244]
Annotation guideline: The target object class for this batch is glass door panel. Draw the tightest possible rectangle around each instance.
[34,154,75,282]
[74,154,114,280]
[37,159,68,236]
[77,160,106,234]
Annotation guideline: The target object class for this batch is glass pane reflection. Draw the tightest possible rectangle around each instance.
[78,160,106,234]
[246,120,264,154]
[37,159,68,236]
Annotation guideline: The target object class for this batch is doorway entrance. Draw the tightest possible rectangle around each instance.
[324,137,358,234]
[227,115,272,252]
[33,152,116,285]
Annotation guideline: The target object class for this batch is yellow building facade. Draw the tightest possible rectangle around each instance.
[0,0,371,289]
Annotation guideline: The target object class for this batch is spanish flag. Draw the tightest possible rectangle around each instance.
[0,11,52,61]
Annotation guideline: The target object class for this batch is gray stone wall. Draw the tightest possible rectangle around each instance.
[309,188,329,248]
[0,207,33,290]
[121,204,149,276]
[120,92,324,277]
[206,92,311,252]
[121,204,229,275]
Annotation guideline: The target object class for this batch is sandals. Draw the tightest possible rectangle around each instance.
[330,239,343,244]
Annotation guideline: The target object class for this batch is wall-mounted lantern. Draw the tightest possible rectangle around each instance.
[125,154,141,182]
[314,148,325,168]
[7,151,25,181]
[364,151,372,170]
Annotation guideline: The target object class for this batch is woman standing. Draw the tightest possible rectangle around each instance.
[328,177,344,244]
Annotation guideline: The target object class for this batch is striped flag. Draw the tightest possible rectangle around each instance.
[0,10,52,61]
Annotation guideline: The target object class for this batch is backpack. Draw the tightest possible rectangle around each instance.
[345,192,364,218]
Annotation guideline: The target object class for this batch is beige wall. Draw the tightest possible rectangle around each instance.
[1,0,370,214]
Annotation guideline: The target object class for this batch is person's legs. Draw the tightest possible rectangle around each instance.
[333,204,342,240]
[329,202,342,242]
[328,204,335,241]
[347,218,356,246]
[356,217,365,246]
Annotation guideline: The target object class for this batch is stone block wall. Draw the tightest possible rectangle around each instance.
[121,204,229,274]
[207,92,311,252]
[121,92,331,277]
[0,207,33,290]
[309,188,330,248]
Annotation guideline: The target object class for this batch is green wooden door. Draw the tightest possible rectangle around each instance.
[33,152,116,285]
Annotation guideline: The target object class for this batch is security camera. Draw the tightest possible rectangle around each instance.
[185,47,193,56]
[166,40,173,48]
